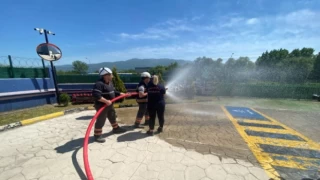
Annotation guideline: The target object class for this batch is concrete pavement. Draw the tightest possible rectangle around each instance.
[0,107,269,180]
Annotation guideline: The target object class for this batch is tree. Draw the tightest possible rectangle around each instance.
[311,53,320,81]
[300,48,315,58]
[72,60,88,74]
[255,48,316,83]
[149,65,166,83]
[111,67,127,93]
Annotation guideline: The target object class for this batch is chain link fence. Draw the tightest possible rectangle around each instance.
[0,56,9,67]
[0,55,50,78]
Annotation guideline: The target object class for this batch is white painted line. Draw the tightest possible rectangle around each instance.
[0,88,62,97]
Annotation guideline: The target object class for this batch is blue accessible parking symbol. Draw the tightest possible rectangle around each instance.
[225,106,267,120]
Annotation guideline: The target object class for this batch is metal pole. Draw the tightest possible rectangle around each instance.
[44,29,60,104]
[41,58,46,77]
[8,55,14,78]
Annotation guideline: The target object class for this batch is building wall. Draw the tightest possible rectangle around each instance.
[0,68,140,113]
[0,68,57,113]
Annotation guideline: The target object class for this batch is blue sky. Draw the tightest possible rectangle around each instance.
[1,0,320,65]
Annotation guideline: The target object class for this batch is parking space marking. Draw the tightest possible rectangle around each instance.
[268,153,320,170]
[244,126,289,134]
[241,119,280,125]
[221,106,320,180]
[238,122,285,129]
[221,106,281,179]
[245,130,306,141]
[252,108,320,149]
[249,137,320,150]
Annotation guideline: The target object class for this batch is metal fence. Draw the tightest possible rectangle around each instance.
[213,83,320,99]
[0,55,50,78]
[57,74,171,84]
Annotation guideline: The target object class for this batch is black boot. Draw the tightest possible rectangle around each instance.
[146,130,154,136]
[112,126,127,134]
[94,135,106,143]
[134,123,144,128]
[157,127,163,133]
[143,120,149,126]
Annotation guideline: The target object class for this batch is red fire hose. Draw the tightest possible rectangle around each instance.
[83,92,138,180]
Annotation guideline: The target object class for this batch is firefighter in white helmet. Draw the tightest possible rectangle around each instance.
[134,72,151,128]
[91,67,128,143]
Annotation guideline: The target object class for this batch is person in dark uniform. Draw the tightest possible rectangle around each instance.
[134,72,151,128]
[146,75,167,135]
[92,67,128,143]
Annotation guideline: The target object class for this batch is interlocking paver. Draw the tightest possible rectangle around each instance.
[0,105,270,180]
[205,164,228,179]
[0,167,22,180]
[222,163,250,176]
[185,166,206,180]
[226,174,245,180]
[7,173,26,180]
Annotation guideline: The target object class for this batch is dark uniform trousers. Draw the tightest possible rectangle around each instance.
[135,81,150,125]
[94,104,119,136]
[148,102,165,130]
[135,102,149,125]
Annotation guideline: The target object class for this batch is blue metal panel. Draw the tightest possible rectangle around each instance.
[0,78,55,93]
[0,67,55,93]
[225,106,266,120]
[0,94,56,113]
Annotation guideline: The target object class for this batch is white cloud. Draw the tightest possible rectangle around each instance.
[119,33,162,40]
[191,15,204,21]
[118,17,195,40]
[220,17,245,27]
[276,9,320,28]
[99,9,320,61]
[246,18,259,25]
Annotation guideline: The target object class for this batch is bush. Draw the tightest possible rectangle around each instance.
[112,67,127,103]
[59,93,71,106]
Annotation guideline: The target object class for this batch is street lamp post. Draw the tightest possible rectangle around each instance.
[34,28,60,105]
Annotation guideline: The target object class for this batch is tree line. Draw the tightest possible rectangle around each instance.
[57,47,320,85]
[182,47,320,84]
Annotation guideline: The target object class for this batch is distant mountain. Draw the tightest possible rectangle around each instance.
[56,58,190,72]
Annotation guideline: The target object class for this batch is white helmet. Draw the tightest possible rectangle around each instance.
[141,72,151,78]
[99,67,112,76]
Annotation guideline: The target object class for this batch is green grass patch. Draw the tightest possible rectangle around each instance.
[0,98,137,126]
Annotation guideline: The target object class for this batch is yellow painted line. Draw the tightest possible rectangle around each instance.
[20,111,64,126]
[251,108,320,149]
[261,152,320,170]
[87,106,95,110]
[243,126,291,134]
[248,137,320,150]
[240,119,281,125]
[221,106,281,179]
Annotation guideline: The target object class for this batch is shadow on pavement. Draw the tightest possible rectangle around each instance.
[54,125,138,179]
[117,131,148,142]
[54,131,113,180]
[76,116,94,120]
[72,148,87,180]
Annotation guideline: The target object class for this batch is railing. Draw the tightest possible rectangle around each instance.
[0,55,50,78]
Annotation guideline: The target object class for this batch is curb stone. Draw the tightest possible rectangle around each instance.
[0,104,137,132]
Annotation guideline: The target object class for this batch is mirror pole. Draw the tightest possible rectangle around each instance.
[50,61,60,105]
[43,29,60,105]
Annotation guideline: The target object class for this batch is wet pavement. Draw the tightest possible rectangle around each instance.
[0,101,319,180]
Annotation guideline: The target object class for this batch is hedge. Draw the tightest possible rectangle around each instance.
[213,83,320,99]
